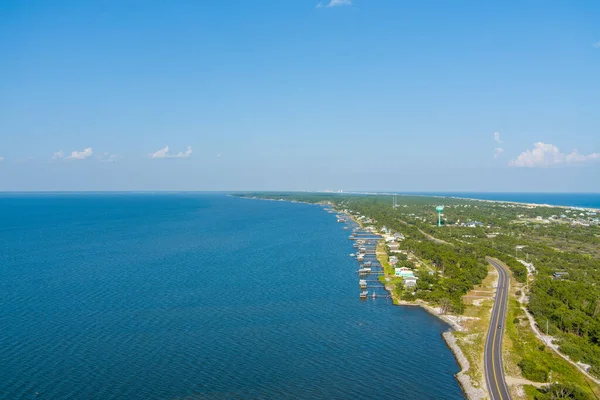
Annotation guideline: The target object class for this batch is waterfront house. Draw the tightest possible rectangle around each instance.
[394,267,415,278]
[404,276,418,288]
[388,243,400,251]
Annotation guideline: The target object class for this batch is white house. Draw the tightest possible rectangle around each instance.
[404,276,418,288]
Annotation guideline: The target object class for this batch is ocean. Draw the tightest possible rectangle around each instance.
[414,192,600,209]
[0,194,464,400]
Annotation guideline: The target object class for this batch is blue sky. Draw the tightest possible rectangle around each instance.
[1,0,599,192]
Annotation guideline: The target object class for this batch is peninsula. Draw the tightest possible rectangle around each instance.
[235,192,600,400]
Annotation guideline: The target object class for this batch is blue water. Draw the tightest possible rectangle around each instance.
[412,192,600,209]
[0,194,463,400]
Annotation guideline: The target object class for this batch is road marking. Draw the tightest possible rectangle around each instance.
[487,261,510,400]
[491,266,503,400]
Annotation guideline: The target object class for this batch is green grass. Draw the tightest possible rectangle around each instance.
[505,297,600,399]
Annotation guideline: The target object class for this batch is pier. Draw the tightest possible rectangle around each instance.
[333,215,389,301]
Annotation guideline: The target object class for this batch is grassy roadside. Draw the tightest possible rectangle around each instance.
[503,277,600,400]
[453,264,497,396]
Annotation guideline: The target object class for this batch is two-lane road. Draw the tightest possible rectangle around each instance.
[484,258,512,400]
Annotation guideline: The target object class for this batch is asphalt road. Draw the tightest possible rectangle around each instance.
[484,258,512,400]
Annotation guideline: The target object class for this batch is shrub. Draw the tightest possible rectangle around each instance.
[535,383,592,400]
[518,358,549,382]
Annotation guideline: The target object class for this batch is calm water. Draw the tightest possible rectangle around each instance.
[415,192,600,209]
[0,194,463,400]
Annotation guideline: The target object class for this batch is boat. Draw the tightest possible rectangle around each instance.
[358,267,371,274]
[360,291,368,299]
[343,226,348,230]
[372,292,377,298]
[350,253,355,257]
[359,279,367,289]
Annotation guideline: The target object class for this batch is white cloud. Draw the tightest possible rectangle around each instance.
[0,156,4,161]
[593,41,600,48]
[175,146,192,158]
[149,145,192,159]
[67,147,93,160]
[99,152,119,162]
[493,148,504,159]
[150,146,170,159]
[52,150,64,160]
[317,0,351,8]
[509,142,600,168]
[565,150,600,163]
[493,132,502,144]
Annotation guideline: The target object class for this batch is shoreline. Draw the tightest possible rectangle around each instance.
[231,192,600,212]
[341,209,483,400]
[422,194,600,212]
[238,195,484,400]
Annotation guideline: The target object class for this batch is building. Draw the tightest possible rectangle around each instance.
[393,233,405,241]
[404,276,418,288]
[395,267,414,278]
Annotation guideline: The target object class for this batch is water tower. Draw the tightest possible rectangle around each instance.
[435,206,445,227]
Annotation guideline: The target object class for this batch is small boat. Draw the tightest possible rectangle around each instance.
[359,279,367,289]
[350,253,355,257]
[360,291,368,299]
[372,292,377,298]
[343,226,348,230]
[358,267,371,274]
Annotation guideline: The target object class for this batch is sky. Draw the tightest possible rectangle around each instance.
[1,0,599,192]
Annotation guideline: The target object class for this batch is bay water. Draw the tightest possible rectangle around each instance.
[0,194,463,399]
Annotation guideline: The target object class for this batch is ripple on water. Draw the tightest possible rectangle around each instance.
[0,194,464,399]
